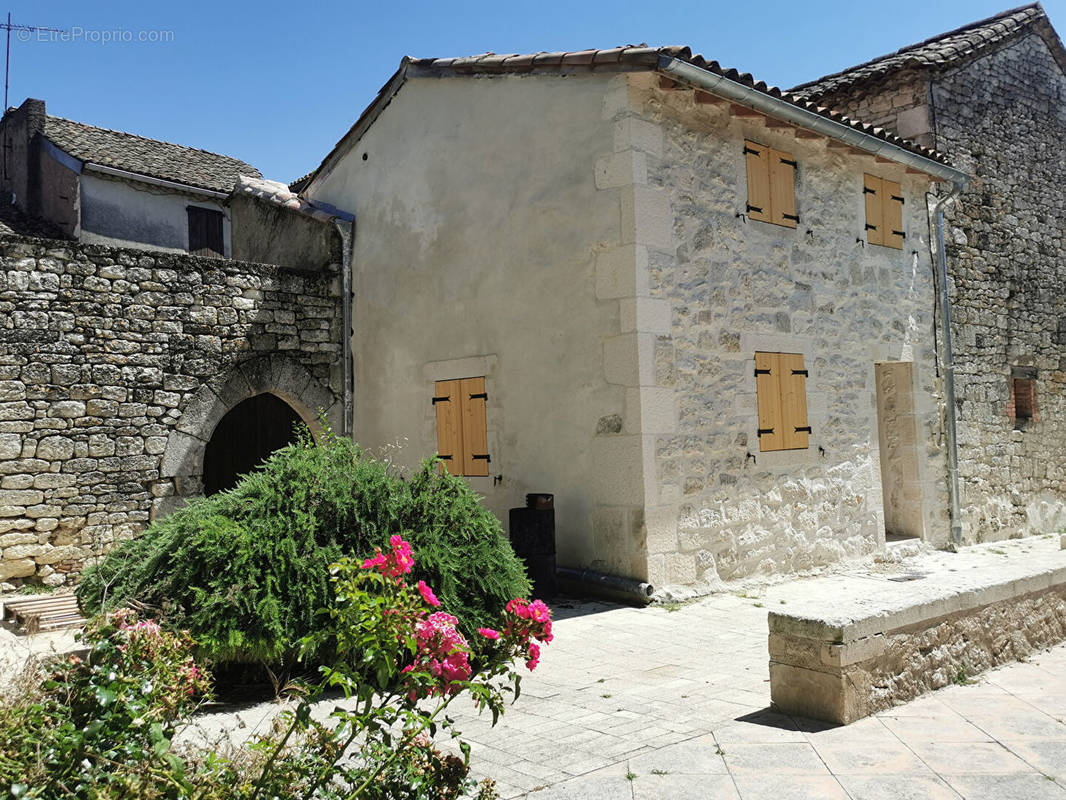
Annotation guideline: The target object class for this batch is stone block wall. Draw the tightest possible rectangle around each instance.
[809,31,1066,542]
[623,74,950,587]
[0,235,342,588]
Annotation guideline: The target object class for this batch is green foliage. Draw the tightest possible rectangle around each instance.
[77,429,529,668]
[0,613,210,797]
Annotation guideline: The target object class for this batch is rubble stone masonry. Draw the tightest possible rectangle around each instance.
[0,235,342,587]
[812,32,1066,541]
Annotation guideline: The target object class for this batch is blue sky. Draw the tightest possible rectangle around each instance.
[6,0,1061,182]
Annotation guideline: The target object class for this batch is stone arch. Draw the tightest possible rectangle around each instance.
[156,355,339,519]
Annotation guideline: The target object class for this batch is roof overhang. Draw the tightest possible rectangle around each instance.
[658,57,969,186]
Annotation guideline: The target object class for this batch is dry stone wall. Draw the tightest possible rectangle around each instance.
[0,235,342,587]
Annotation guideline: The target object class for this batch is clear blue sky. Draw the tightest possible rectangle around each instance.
[5,0,1061,182]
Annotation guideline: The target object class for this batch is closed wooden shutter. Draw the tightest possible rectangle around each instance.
[864,174,884,247]
[434,380,463,475]
[755,352,784,452]
[882,179,904,250]
[744,141,772,224]
[779,353,810,450]
[769,149,798,228]
[459,377,490,477]
[188,206,224,257]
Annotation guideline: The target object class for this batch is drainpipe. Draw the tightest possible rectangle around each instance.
[334,218,354,436]
[933,184,964,549]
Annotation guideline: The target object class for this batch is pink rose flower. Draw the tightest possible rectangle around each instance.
[477,627,500,640]
[417,580,441,607]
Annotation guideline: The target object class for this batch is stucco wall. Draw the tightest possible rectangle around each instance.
[307,73,646,577]
[811,32,1066,543]
[80,171,231,256]
[623,73,950,587]
[229,193,342,271]
[0,235,342,588]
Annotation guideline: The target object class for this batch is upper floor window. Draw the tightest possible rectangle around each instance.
[744,140,798,228]
[188,206,224,257]
[863,174,905,249]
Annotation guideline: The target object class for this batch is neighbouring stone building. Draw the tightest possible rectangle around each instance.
[0,98,260,256]
[298,47,965,591]
[0,235,343,587]
[791,3,1066,543]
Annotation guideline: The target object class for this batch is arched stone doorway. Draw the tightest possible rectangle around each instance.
[157,354,340,519]
[202,393,303,495]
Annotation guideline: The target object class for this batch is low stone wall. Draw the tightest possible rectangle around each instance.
[768,540,1066,724]
[0,235,342,588]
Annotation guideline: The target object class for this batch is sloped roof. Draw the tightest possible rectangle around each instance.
[302,45,953,194]
[791,3,1063,99]
[43,115,261,194]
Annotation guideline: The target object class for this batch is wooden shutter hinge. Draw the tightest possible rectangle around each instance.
[757,428,774,436]
[892,231,906,238]
[782,213,799,222]
[791,369,808,376]
[438,454,453,460]
[431,396,450,404]
[865,223,878,231]
[863,186,877,195]
[469,392,488,400]
[755,368,771,376]
[743,146,762,156]
[794,426,812,433]
[471,454,491,462]
[779,158,797,167]
[746,203,763,214]
[891,195,904,203]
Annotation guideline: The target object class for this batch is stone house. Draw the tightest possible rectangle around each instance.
[297,47,966,591]
[790,3,1066,544]
[0,98,259,256]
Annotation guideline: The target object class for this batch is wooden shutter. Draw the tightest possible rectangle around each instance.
[779,353,810,450]
[864,174,884,247]
[744,141,772,223]
[755,352,784,452]
[188,206,224,257]
[882,179,904,250]
[769,149,798,228]
[459,377,490,477]
[434,380,463,475]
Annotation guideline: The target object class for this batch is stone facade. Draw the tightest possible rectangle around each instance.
[807,31,1066,543]
[617,74,950,587]
[0,235,342,587]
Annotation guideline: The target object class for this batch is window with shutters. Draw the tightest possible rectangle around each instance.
[187,206,225,257]
[863,175,905,249]
[433,377,490,477]
[754,352,810,452]
[744,140,798,228]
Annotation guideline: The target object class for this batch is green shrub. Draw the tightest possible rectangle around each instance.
[77,430,529,668]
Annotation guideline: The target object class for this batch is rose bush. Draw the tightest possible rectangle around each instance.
[1,536,553,799]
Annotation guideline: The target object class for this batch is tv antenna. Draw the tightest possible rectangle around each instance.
[1,13,67,110]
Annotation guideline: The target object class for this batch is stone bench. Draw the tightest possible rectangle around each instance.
[768,538,1066,724]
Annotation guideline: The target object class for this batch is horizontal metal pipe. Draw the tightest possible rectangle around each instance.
[84,162,229,199]
[657,57,970,186]
[556,566,654,606]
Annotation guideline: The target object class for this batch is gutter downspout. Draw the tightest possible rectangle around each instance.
[334,218,354,436]
[933,185,964,549]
